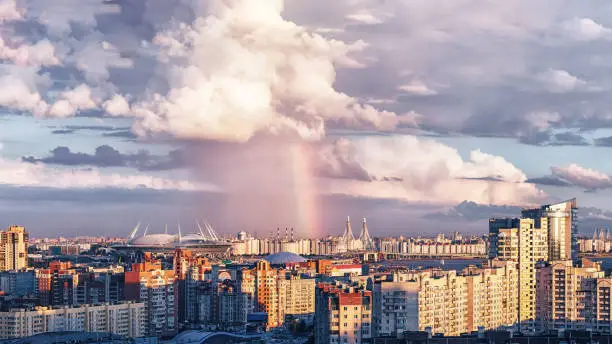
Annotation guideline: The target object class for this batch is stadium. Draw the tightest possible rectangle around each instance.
[113,221,232,257]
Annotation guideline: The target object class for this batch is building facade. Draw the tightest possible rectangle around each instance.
[124,260,177,338]
[0,226,28,271]
[0,302,145,339]
[315,282,372,344]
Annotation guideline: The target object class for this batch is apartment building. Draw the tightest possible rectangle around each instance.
[315,282,372,344]
[535,259,612,333]
[488,217,548,332]
[373,272,420,337]
[464,261,518,332]
[0,302,145,339]
[0,226,28,271]
[239,260,315,328]
[124,260,177,338]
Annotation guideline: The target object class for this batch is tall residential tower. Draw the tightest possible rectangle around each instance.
[522,198,578,261]
[0,226,28,271]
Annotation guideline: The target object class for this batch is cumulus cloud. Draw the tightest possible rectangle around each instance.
[318,135,544,205]
[536,69,586,93]
[564,18,611,41]
[316,138,372,181]
[103,95,131,116]
[130,0,403,142]
[550,164,612,191]
[0,71,49,116]
[48,84,99,117]
[0,0,23,22]
[0,144,212,191]
[0,38,61,67]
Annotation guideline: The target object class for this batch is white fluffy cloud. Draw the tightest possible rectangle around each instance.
[48,84,98,117]
[0,0,22,22]
[397,80,438,96]
[130,0,404,142]
[536,69,586,93]
[0,72,49,116]
[564,18,611,41]
[0,38,60,67]
[551,164,612,190]
[0,144,217,191]
[103,94,131,116]
[319,135,544,206]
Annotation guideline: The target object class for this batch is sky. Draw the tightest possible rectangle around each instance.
[2,0,612,237]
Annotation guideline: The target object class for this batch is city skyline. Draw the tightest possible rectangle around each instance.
[4,0,612,236]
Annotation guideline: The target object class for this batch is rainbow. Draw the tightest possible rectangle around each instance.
[288,143,322,238]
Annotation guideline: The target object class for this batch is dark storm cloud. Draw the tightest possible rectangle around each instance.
[102,130,138,139]
[594,136,612,147]
[527,176,573,187]
[22,145,188,171]
[551,132,589,146]
[423,201,522,222]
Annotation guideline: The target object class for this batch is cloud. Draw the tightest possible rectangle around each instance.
[103,95,131,116]
[320,135,544,206]
[0,38,61,67]
[48,84,99,117]
[550,164,612,191]
[593,136,612,147]
[551,132,589,146]
[0,70,49,116]
[345,11,385,25]
[0,145,215,191]
[536,69,586,93]
[22,145,186,171]
[129,0,404,142]
[423,201,522,222]
[527,176,573,187]
[397,80,438,96]
[564,18,612,41]
[315,138,372,181]
[0,0,23,22]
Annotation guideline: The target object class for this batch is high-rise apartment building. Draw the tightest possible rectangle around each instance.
[0,226,28,271]
[0,302,145,339]
[464,261,519,332]
[522,198,577,261]
[373,273,419,337]
[124,260,177,338]
[315,282,372,344]
[239,260,315,328]
[535,259,612,333]
[488,217,548,332]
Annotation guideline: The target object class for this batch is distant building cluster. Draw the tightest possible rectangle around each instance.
[7,197,612,344]
[230,219,487,258]
[577,228,612,253]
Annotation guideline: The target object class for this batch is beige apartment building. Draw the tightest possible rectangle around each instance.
[0,226,28,271]
[535,259,612,333]
[489,217,548,332]
[371,261,518,337]
[240,260,315,328]
[315,282,372,344]
[0,302,145,339]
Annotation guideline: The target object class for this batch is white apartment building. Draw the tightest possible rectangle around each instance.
[0,302,146,339]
